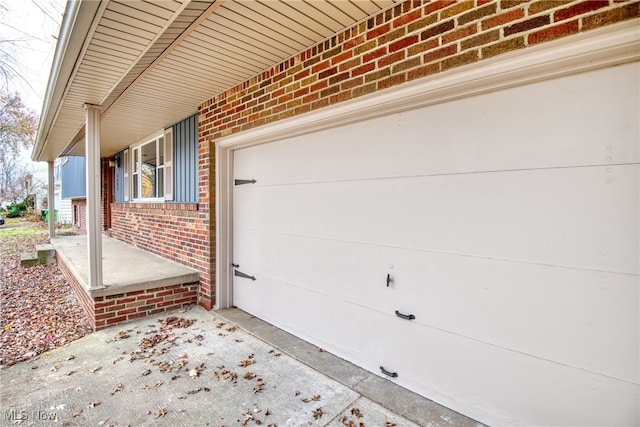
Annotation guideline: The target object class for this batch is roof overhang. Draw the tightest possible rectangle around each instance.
[32,0,399,162]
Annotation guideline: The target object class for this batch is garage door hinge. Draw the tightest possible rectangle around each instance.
[234,269,256,281]
[235,179,256,186]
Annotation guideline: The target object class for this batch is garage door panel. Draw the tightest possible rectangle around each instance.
[234,179,394,244]
[397,249,639,383]
[236,164,638,274]
[233,263,639,427]
[234,228,395,306]
[236,226,638,383]
[383,319,639,427]
[233,117,398,185]
[233,271,386,368]
[233,63,639,189]
[389,164,638,274]
[391,62,639,179]
[232,63,639,426]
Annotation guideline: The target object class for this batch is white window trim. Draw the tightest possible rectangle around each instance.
[130,131,165,202]
[123,149,129,202]
[164,128,174,201]
[126,128,175,203]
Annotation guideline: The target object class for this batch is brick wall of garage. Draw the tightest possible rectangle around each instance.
[199,0,639,141]
[110,203,214,309]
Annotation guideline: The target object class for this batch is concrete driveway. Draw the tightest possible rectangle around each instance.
[0,307,481,427]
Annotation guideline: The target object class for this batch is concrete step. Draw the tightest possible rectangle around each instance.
[20,244,56,267]
[20,252,39,267]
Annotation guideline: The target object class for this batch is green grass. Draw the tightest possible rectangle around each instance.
[0,221,48,257]
[0,218,73,257]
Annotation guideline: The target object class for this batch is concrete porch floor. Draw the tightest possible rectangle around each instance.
[51,235,199,298]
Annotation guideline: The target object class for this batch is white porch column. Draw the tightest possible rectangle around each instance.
[47,161,55,239]
[84,104,103,289]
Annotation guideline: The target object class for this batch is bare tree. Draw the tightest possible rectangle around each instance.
[0,0,63,97]
[0,92,38,206]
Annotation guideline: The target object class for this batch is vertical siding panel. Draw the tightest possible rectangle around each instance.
[114,152,124,203]
[61,156,87,199]
[172,113,198,203]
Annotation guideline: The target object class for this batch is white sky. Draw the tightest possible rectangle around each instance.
[1,0,66,182]
[1,0,66,113]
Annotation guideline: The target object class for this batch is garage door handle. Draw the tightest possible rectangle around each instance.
[395,310,415,320]
[234,269,256,281]
[380,366,398,378]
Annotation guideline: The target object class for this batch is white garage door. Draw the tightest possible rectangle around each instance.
[232,63,639,426]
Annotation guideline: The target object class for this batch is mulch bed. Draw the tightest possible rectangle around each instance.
[0,230,93,368]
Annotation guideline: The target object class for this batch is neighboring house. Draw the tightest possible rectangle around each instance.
[53,158,73,224]
[59,156,87,233]
[31,1,639,426]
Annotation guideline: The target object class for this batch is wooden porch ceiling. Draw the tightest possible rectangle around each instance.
[34,0,399,161]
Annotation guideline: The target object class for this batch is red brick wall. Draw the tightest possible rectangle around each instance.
[198,0,639,140]
[93,284,197,330]
[57,252,95,328]
[110,203,214,309]
[57,251,198,330]
[72,199,86,234]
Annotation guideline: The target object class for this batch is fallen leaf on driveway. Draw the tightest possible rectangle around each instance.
[312,407,323,420]
[111,383,124,395]
[155,408,167,418]
[189,363,206,379]
[189,367,199,379]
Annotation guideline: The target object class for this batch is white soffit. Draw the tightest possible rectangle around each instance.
[40,0,193,161]
[48,0,399,159]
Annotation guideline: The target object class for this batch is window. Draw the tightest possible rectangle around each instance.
[130,131,173,201]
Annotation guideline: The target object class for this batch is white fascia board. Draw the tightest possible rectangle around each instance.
[32,0,103,162]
